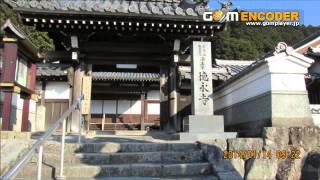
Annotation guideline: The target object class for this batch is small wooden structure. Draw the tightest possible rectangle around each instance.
[0,19,39,131]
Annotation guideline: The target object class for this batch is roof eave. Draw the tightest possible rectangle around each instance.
[13,7,206,22]
[1,19,26,39]
[1,19,40,61]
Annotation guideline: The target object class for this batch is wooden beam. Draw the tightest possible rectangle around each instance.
[85,59,168,66]
[160,65,170,131]
[85,54,169,61]
[44,51,170,64]
[81,42,171,54]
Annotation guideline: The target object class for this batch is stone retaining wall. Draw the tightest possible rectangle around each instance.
[199,127,320,180]
[0,131,31,140]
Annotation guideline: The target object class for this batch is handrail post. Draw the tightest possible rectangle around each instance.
[37,145,43,180]
[57,119,66,179]
[78,97,83,144]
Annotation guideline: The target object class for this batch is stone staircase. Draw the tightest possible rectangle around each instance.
[16,142,217,179]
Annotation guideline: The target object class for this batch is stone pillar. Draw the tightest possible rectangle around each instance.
[1,36,18,130]
[179,41,236,141]
[160,65,170,131]
[70,61,84,132]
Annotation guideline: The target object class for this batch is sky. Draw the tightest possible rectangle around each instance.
[208,0,320,26]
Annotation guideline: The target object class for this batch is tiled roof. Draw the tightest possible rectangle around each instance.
[179,59,255,81]
[37,64,68,77]
[307,47,320,58]
[5,0,208,18]
[92,72,160,82]
[215,59,255,75]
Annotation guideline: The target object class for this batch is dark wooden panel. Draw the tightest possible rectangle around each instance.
[88,113,160,130]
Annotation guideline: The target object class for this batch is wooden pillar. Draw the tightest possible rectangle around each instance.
[169,64,178,132]
[21,98,30,131]
[70,61,84,132]
[2,93,13,130]
[1,36,18,130]
[66,66,74,132]
[160,65,170,131]
[140,93,145,130]
[21,63,36,131]
[40,81,46,106]
[83,64,92,132]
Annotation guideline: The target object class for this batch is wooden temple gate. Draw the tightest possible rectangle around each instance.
[6,0,223,132]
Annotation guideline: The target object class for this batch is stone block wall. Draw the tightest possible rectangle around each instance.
[199,127,320,180]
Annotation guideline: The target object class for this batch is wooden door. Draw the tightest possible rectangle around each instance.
[44,99,69,129]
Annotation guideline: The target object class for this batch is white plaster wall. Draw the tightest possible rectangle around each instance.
[118,100,141,114]
[214,52,313,111]
[268,56,309,74]
[36,105,46,131]
[29,100,37,132]
[91,100,103,114]
[12,93,24,108]
[103,100,116,114]
[214,64,271,111]
[91,100,141,115]
[270,73,306,91]
[147,90,160,114]
[45,82,70,99]
[148,103,160,114]
[11,93,23,131]
[130,100,142,114]
[147,90,160,100]
[310,104,320,127]
[117,100,131,114]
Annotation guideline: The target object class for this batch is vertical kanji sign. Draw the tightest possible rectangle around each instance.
[191,41,213,115]
[82,76,92,114]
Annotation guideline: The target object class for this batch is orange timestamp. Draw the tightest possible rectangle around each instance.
[223,148,301,160]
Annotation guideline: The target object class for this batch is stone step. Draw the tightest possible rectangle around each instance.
[16,175,218,180]
[41,150,205,165]
[65,175,218,180]
[17,163,212,178]
[43,142,200,154]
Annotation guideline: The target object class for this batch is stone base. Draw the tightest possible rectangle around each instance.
[184,115,224,133]
[179,132,237,141]
[181,115,237,141]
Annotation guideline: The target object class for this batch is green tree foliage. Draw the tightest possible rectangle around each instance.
[0,3,54,51]
[216,22,320,60]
